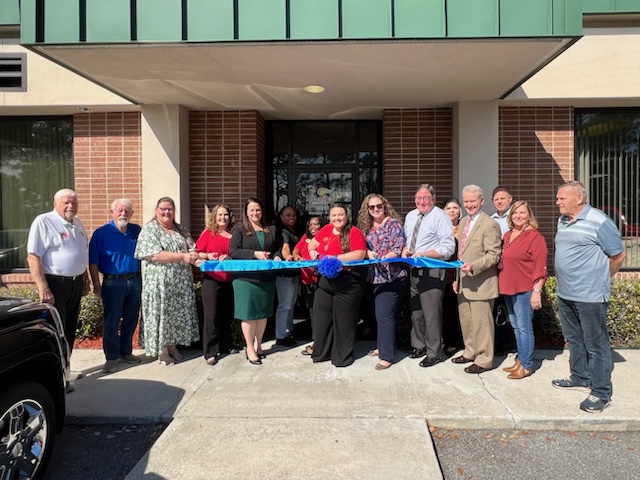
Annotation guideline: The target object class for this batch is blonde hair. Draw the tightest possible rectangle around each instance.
[507,200,539,230]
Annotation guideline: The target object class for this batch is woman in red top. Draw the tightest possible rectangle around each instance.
[498,200,548,379]
[307,204,367,367]
[292,215,326,356]
[196,204,236,366]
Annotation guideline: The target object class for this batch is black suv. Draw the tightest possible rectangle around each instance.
[0,297,70,479]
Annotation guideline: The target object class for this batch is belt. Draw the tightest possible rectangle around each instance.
[103,272,140,280]
[45,274,84,281]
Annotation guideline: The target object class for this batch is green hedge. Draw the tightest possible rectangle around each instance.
[538,276,640,348]
[0,284,103,340]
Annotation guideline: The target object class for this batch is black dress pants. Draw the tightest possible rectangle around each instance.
[45,274,84,352]
[312,270,365,367]
[201,276,234,359]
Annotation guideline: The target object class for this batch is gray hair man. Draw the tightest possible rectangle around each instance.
[401,184,455,368]
[551,181,625,413]
[89,198,142,373]
[27,188,90,355]
[452,185,502,374]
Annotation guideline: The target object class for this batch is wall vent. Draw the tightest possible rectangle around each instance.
[0,52,26,91]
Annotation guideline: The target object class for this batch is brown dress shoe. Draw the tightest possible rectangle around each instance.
[502,359,521,372]
[451,355,473,364]
[464,364,490,374]
[507,364,532,379]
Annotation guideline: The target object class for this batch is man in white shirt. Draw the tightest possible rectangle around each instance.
[27,188,90,355]
[402,184,455,368]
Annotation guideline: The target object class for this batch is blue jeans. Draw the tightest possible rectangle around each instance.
[504,292,535,370]
[275,275,298,339]
[557,297,613,400]
[102,276,142,361]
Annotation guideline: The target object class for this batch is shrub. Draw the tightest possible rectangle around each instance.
[0,284,104,340]
[77,292,104,340]
[606,280,640,347]
[536,276,640,348]
[535,276,565,347]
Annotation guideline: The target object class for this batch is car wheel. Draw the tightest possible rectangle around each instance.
[0,382,57,480]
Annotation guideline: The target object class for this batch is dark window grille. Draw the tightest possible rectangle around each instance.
[576,109,640,269]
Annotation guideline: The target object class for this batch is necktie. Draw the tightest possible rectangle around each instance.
[409,214,424,252]
[459,217,472,256]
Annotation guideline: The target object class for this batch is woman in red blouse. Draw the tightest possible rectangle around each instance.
[307,204,367,367]
[498,200,548,379]
[196,204,236,366]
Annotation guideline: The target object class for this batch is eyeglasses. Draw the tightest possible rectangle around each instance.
[368,204,384,212]
[309,222,321,227]
[415,196,432,202]
[158,207,175,212]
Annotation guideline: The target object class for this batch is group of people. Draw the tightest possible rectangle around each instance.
[25,181,624,413]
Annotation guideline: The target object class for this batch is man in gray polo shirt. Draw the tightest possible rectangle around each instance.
[552,181,625,413]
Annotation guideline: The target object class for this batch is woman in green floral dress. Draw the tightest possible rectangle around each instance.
[135,197,200,365]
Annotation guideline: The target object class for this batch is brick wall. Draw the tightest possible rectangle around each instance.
[1,112,142,287]
[498,106,574,273]
[382,108,454,216]
[189,111,266,236]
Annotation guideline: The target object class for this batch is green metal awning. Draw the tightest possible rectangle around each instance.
[17,0,589,119]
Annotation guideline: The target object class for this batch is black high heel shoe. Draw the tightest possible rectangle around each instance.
[257,351,266,359]
[245,352,262,365]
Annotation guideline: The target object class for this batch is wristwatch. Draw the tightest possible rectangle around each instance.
[533,288,542,293]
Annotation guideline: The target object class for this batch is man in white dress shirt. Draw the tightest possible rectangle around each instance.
[402,184,455,368]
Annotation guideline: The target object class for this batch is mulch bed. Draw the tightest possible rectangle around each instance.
[74,326,142,350]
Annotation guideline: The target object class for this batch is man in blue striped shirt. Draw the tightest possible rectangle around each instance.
[552,181,625,413]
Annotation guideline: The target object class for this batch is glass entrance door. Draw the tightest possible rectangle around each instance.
[267,121,381,226]
[294,171,353,220]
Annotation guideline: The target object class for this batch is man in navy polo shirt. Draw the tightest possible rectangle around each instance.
[89,198,142,373]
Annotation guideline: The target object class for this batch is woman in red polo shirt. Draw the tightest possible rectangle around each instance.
[307,203,367,367]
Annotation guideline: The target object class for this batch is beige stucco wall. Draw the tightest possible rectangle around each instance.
[453,101,499,198]
[507,30,640,104]
[141,104,191,227]
[0,39,133,112]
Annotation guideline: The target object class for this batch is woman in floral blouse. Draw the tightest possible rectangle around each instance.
[357,194,407,370]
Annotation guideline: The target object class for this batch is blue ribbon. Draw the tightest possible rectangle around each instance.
[200,256,462,273]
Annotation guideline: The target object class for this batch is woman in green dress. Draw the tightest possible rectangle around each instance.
[135,197,200,365]
[230,198,283,365]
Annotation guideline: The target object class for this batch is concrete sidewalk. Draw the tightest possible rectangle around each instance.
[67,344,640,480]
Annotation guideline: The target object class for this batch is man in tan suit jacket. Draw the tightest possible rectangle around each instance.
[452,185,502,373]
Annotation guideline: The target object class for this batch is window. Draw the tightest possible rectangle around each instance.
[0,53,26,91]
[0,117,74,271]
[576,109,640,269]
